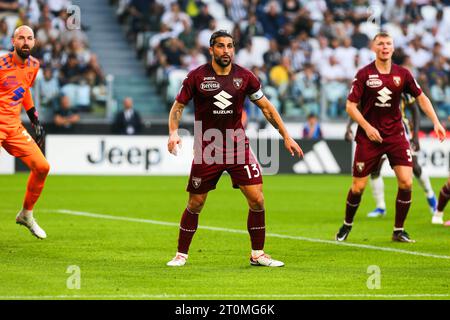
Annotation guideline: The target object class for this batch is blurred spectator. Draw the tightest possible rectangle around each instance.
[36,17,60,44]
[260,0,285,39]
[178,19,197,51]
[242,13,264,44]
[59,53,85,86]
[225,0,247,23]
[182,46,207,71]
[431,77,450,118]
[236,39,263,69]
[321,56,347,118]
[293,63,320,116]
[0,0,19,19]
[37,67,60,122]
[161,2,192,36]
[197,18,216,49]
[351,22,369,50]
[112,97,143,135]
[303,113,323,140]
[53,95,80,133]
[193,3,213,31]
[0,17,10,50]
[263,39,282,70]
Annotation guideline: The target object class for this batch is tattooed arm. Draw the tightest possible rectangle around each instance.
[168,101,185,154]
[254,96,303,157]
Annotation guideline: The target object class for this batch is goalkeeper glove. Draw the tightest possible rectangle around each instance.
[26,107,45,149]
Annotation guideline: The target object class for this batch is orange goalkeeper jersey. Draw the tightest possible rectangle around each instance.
[0,52,39,126]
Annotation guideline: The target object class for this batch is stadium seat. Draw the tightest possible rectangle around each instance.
[359,21,380,39]
[208,1,226,20]
[383,23,402,39]
[216,19,235,33]
[252,36,270,56]
[167,69,188,102]
[421,5,438,22]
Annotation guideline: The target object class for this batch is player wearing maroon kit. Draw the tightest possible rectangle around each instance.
[166,30,303,267]
[335,32,445,243]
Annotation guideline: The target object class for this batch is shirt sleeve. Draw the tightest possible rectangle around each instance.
[175,71,195,105]
[246,70,264,101]
[22,88,34,111]
[347,69,365,103]
[403,69,422,98]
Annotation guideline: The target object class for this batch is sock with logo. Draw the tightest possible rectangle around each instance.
[395,188,412,229]
[345,189,362,224]
[248,208,265,250]
[177,208,199,254]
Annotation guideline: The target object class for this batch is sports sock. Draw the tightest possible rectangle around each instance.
[395,188,412,229]
[417,171,434,198]
[437,183,450,212]
[370,175,386,209]
[345,189,362,225]
[23,171,49,210]
[21,154,49,211]
[247,209,265,250]
[177,208,199,254]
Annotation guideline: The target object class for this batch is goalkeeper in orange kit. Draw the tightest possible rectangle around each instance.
[0,25,50,239]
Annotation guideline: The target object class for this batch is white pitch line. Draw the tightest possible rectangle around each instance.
[1,293,449,300]
[49,209,450,260]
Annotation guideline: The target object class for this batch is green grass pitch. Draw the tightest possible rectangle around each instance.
[0,174,449,300]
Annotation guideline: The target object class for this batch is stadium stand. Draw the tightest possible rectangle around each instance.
[110,0,450,125]
[0,0,109,123]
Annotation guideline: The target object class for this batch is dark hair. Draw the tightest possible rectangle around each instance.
[209,29,234,47]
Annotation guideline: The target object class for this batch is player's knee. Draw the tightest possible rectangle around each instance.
[34,160,50,177]
[398,178,412,190]
[351,181,365,194]
[188,196,206,213]
[248,194,264,211]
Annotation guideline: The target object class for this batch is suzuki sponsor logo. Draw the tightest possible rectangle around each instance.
[375,87,392,107]
[213,90,233,114]
[292,141,341,173]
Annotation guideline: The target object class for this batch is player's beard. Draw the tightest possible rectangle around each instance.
[214,54,232,68]
[16,45,32,59]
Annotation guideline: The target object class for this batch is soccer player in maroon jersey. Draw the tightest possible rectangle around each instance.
[335,32,446,243]
[166,30,303,267]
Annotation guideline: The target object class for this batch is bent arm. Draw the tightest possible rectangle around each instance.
[254,96,289,139]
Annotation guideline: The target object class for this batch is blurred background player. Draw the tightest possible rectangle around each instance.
[345,92,438,219]
[432,175,450,226]
[335,32,445,243]
[166,30,303,267]
[0,26,49,239]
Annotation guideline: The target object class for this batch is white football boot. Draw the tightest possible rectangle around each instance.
[167,252,188,267]
[432,211,444,225]
[16,209,47,239]
[250,252,284,267]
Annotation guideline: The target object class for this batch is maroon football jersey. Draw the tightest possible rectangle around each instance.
[347,61,422,143]
[176,63,263,154]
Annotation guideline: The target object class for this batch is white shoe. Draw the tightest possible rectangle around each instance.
[432,214,444,225]
[250,253,284,267]
[167,252,188,267]
[16,210,47,239]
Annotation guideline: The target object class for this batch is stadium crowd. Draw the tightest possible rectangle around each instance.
[113,0,450,121]
[0,0,106,124]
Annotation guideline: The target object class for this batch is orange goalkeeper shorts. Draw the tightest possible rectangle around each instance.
[0,124,42,158]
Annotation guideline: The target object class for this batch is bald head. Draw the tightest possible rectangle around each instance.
[12,25,35,60]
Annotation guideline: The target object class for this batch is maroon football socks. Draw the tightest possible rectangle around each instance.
[177,207,199,254]
[395,188,412,229]
[437,183,450,212]
[247,209,265,250]
[345,189,362,225]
